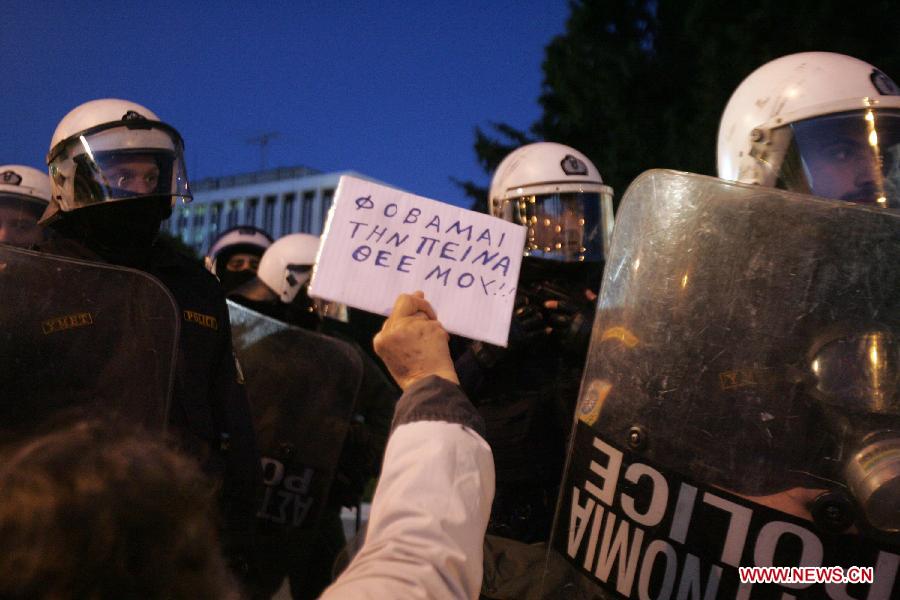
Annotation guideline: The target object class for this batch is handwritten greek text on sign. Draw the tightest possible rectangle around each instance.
[309,176,525,346]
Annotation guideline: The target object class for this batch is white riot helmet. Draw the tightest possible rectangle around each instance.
[0,165,51,206]
[489,142,614,262]
[717,52,900,207]
[205,225,274,277]
[258,233,321,303]
[0,165,51,247]
[44,98,191,221]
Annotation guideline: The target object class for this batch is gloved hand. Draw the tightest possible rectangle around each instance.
[470,293,550,369]
[510,296,552,346]
[538,285,597,357]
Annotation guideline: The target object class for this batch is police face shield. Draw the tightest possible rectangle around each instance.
[507,191,609,262]
[47,120,191,211]
[769,109,900,207]
[0,245,177,437]
[543,171,900,600]
[0,194,45,247]
[227,301,360,532]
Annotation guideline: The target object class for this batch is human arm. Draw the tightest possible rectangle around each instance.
[320,293,495,599]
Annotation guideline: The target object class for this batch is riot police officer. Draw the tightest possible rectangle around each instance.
[540,53,900,599]
[717,51,900,207]
[0,165,50,247]
[542,167,900,600]
[206,225,274,293]
[458,142,614,543]
[230,232,323,330]
[36,98,261,576]
[451,142,613,598]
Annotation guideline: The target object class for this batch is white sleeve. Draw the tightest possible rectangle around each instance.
[320,420,495,600]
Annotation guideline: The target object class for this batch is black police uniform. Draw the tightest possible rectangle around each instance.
[455,257,601,545]
[37,236,261,568]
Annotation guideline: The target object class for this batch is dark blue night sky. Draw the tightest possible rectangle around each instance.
[1,1,569,208]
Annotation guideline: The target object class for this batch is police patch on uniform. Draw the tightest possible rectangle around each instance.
[561,154,588,176]
[577,379,611,426]
[871,69,900,96]
[183,309,218,330]
[42,312,93,334]
[1,170,23,186]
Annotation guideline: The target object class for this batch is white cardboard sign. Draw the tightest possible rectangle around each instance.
[309,176,525,346]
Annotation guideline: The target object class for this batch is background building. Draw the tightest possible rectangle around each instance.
[165,165,390,255]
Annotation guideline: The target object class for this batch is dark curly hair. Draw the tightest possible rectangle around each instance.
[0,419,238,599]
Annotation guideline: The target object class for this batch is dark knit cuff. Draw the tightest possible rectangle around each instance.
[390,375,485,438]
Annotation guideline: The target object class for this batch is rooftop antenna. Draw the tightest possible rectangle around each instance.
[246,131,280,170]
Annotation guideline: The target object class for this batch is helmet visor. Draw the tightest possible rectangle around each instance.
[779,109,900,207]
[512,192,607,262]
[48,121,191,211]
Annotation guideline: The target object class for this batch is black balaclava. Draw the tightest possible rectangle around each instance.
[217,268,259,294]
[49,196,171,269]
[215,246,265,294]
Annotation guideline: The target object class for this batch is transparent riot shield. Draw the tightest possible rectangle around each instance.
[0,246,178,436]
[543,171,900,599]
[228,301,361,534]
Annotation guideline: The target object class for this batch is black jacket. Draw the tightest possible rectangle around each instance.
[36,237,262,556]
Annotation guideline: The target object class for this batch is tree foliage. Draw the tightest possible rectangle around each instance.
[462,0,900,211]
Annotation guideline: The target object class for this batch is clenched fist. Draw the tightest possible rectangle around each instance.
[373,291,459,390]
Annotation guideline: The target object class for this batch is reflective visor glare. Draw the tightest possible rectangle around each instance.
[517,192,603,261]
[790,111,900,207]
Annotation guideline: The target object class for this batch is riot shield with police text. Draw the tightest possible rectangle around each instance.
[0,246,178,437]
[228,301,361,535]
[544,171,900,599]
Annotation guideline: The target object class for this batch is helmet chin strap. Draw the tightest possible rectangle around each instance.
[51,196,170,268]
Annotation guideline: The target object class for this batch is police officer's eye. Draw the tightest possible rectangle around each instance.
[227,257,250,271]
